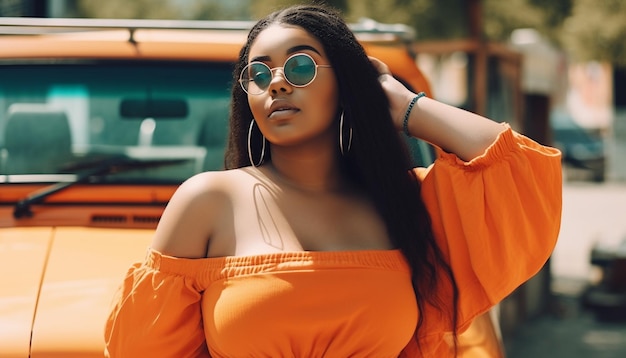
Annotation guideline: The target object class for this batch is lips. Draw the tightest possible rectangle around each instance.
[268,101,300,119]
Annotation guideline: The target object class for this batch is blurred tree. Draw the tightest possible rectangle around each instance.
[483,0,573,42]
[73,0,178,19]
[249,0,347,18]
[560,0,626,66]
[484,0,557,41]
[179,0,251,20]
[68,0,626,66]
[347,0,469,40]
[249,0,303,18]
[250,0,468,39]
[483,0,626,65]
[72,0,251,20]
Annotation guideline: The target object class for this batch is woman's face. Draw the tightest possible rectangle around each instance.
[245,23,339,149]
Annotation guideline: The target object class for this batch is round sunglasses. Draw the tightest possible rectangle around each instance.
[239,53,332,95]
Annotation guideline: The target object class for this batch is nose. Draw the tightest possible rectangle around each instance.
[267,67,292,95]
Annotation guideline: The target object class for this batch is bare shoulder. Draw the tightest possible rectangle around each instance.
[150,169,247,258]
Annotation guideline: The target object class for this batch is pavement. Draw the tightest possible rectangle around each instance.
[503,178,626,358]
[504,293,626,358]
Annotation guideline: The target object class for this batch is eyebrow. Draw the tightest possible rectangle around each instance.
[250,44,322,63]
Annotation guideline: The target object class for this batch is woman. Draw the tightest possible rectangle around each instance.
[105,4,562,357]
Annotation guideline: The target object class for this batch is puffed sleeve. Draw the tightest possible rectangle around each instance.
[104,249,212,358]
[400,124,562,357]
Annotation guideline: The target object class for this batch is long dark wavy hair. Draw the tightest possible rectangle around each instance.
[225,3,459,350]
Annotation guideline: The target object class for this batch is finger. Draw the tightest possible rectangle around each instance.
[368,56,391,76]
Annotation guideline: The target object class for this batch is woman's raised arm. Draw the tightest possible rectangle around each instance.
[371,57,505,162]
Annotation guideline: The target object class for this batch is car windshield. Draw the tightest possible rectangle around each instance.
[0,61,234,183]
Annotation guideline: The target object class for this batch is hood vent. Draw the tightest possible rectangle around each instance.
[133,215,161,224]
[91,214,127,224]
[90,214,161,225]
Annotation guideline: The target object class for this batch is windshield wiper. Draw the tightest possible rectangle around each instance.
[13,156,190,218]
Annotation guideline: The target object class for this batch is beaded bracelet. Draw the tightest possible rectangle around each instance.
[402,92,426,136]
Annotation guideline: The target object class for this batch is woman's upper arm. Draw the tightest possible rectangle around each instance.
[104,252,212,357]
[151,171,230,259]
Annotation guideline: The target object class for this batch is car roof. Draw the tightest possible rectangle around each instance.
[0,29,245,61]
[0,17,413,61]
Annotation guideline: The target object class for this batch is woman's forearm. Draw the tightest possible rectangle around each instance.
[371,58,506,162]
[405,96,506,162]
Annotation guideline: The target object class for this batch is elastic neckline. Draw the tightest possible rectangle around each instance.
[145,248,411,286]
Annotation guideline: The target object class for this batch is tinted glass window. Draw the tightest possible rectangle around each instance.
[0,62,234,181]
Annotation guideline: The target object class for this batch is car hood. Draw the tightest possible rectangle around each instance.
[0,226,153,357]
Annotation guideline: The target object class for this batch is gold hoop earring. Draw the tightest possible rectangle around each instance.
[339,111,352,156]
[248,119,266,166]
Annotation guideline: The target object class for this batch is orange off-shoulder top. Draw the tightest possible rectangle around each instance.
[104,125,562,357]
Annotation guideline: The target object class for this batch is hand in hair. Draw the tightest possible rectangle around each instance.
[369,56,417,130]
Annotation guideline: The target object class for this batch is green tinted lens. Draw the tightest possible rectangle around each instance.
[284,54,316,86]
[246,63,271,93]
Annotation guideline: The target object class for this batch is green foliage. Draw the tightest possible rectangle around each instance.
[560,0,626,65]
[249,0,307,19]
[73,0,251,20]
[528,0,572,28]
[69,0,626,65]
[74,0,178,19]
[484,0,550,41]
[346,0,468,40]
[249,0,347,19]
[183,1,251,21]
